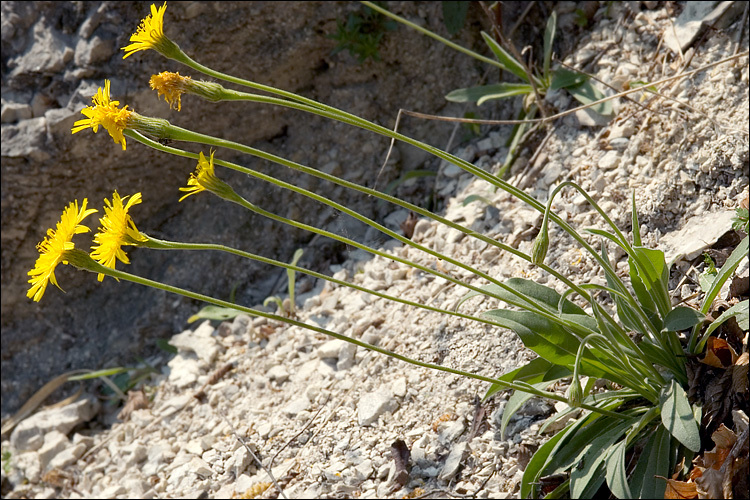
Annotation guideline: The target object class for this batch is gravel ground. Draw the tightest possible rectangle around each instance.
[2,2,748,499]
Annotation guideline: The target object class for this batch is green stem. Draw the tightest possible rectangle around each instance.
[139,235,534,332]
[165,51,637,310]
[127,130,601,341]
[63,248,628,420]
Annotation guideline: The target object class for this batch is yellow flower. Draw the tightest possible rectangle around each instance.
[179,151,216,201]
[122,2,171,59]
[150,71,190,111]
[91,191,147,282]
[27,199,98,302]
[71,80,132,150]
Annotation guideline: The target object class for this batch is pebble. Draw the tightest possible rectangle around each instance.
[357,387,398,426]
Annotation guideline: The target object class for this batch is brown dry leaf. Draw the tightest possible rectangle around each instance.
[702,370,733,433]
[732,352,749,394]
[695,468,724,499]
[400,211,418,240]
[664,478,699,499]
[711,423,738,451]
[701,337,738,368]
[118,389,149,421]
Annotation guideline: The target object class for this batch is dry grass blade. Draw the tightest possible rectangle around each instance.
[0,369,90,437]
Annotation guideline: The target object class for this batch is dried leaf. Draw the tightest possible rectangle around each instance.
[700,337,738,368]
[118,389,149,421]
[695,467,723,499]
[664,478,699,499]
[400,212,418,240]
[711,423,738,451]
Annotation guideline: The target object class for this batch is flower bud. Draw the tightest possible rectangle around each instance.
[531,226,549,265]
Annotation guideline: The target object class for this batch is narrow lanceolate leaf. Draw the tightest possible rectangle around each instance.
[663,306,708,332]
[605,439,632,499]
[659,379,701,452]
[569,417,635,498]
[566,79,613,116]
[483,356,571,401]
[480,31,534,84]
[445,82,531,104]
[634,425,672,499]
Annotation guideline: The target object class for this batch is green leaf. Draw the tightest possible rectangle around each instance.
[601,244,644,333]
[567,80,613,116]
[287,248,305,314]
[631,246,671,319]
[543,11,556,81]
[701,300,749,345]
[664,306,708,332]
[549,67,588,90]
[480,31,533,83]
[659,379,700,452]
[632,191,642,247]
[441,1,469,35]
[605,439,632,499]
[444,82,532,104]
[544,408,624,474]
[521,421,575,498]
[187,305,242,323]
[483,356,571,401]
[570,417,635,498]
[481,308,612,380]
[458,277,587,315]
[632,425,671,499]
[693,236,749,352]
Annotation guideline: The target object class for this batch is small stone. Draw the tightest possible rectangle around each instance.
[598,150,621,171]
[283,396,311,417]
[357,387,398,426]
[318,339,345,359]
[392,376,407,398]
[266,365,290,383]
[439,442,468,482]
[169,321,221,363]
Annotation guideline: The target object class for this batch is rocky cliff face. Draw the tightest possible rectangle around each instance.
[1,1,486,416]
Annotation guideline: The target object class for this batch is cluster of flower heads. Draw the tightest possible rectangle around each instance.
[27,192,144,301]
[29,2,222,302]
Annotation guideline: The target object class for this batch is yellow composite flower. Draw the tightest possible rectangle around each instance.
[150,71,190,111]
[122,2,170,59]
[27,199,98,302]
[179,151,217,201]
[71,80,132,150]
[90,191,147,281]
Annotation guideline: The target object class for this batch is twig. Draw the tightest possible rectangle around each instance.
[735,2,749,56]
[216,406,288,500]
[267,391,331,470]
[507,2,537,41]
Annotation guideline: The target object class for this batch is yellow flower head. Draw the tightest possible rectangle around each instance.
[91,191,147,282]
[150,71,191,111]
[27,199,98,302]
[179,151,217,201]
[122,2,175,59]
[71,80,132,150]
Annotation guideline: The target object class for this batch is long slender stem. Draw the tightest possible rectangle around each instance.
[140,235,536,332]
[63,249,629,420]
[127,131,606,346]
